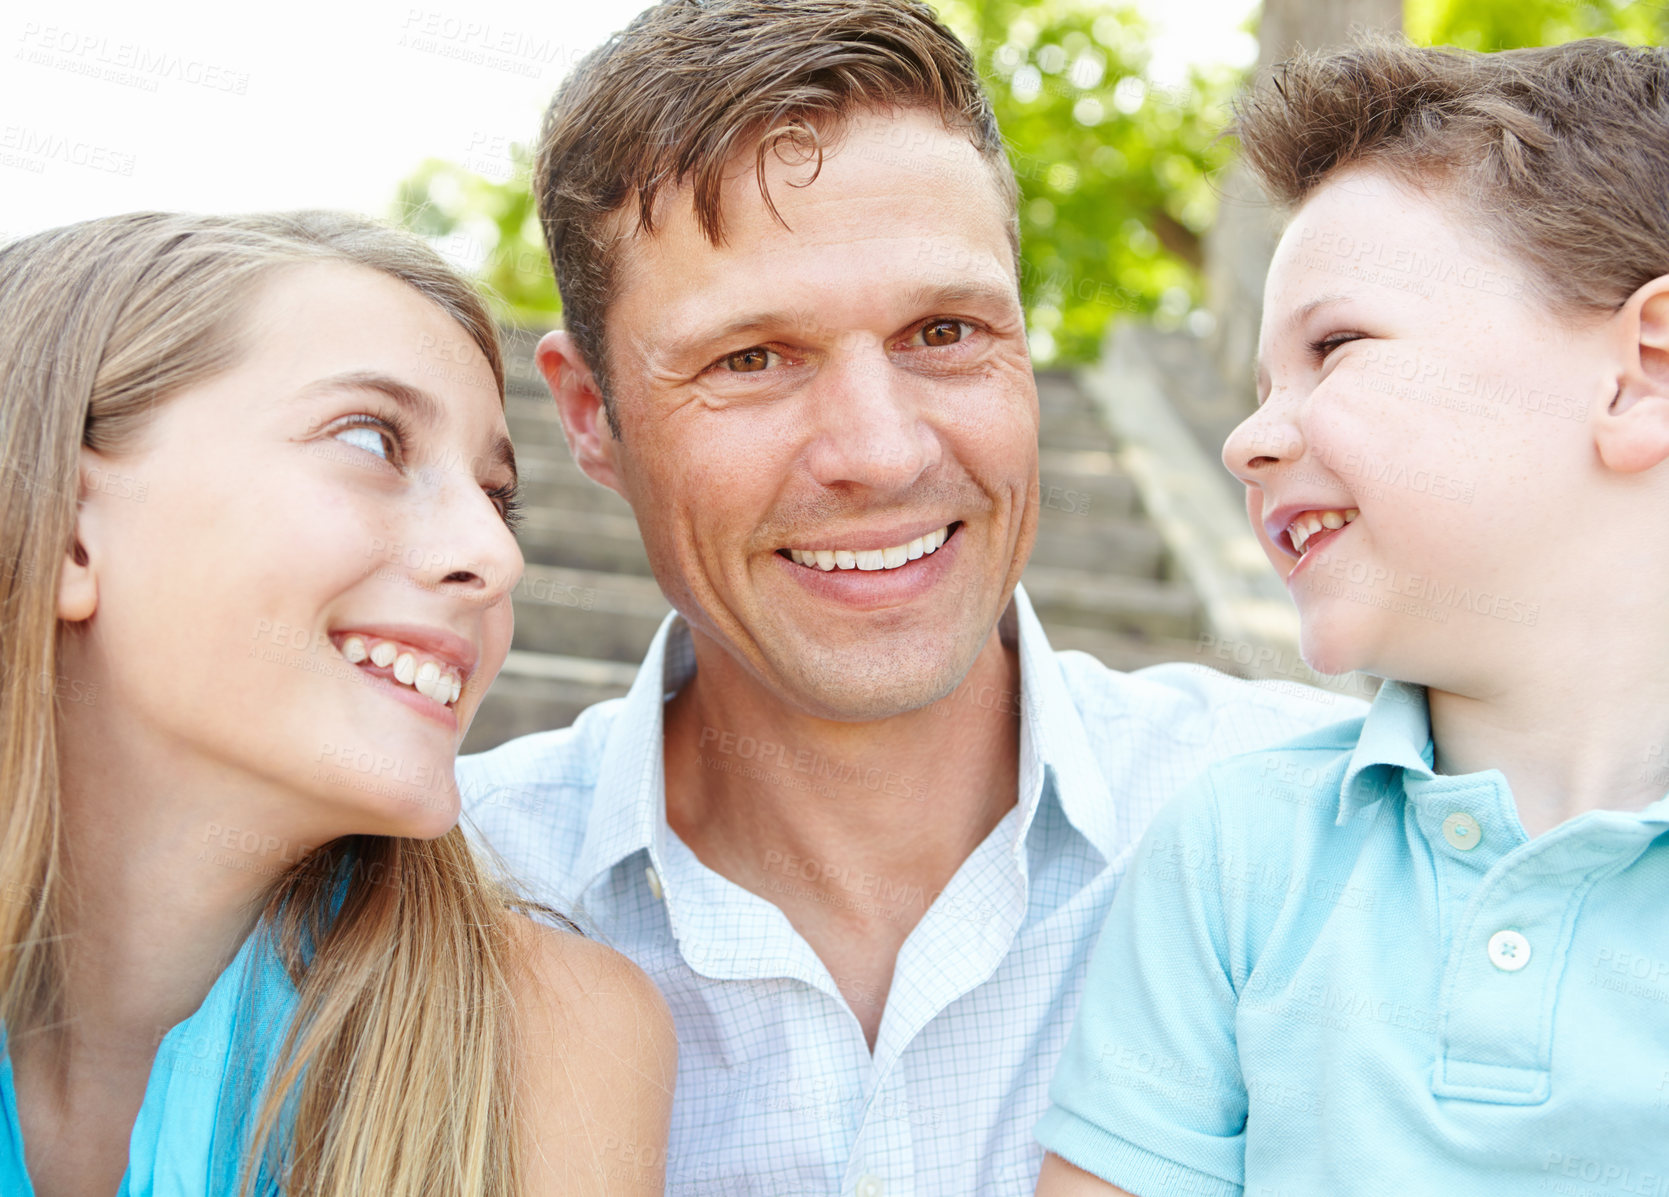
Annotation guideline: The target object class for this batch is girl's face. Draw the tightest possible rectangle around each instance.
[59,261,523,843]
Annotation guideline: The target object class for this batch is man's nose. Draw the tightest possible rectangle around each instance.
[803,349,940,492]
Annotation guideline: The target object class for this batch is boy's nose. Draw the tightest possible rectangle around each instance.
[1222,400,1306,486]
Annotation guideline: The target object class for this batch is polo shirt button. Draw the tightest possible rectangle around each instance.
[1441,812,1481,850]
[1488,929,1531,971]
[644,865,664,900]
[856,1178,885,1197]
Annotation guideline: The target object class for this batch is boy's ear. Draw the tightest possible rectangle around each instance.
[58,451,100,623]
[535,330,627,498]
[1598,275,1669,475]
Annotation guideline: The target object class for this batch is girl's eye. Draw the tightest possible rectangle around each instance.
[330,414,403,464]
[919,319,968,348]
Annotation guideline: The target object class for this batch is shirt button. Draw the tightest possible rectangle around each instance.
[856,1178,885,1197]
[644,864,664,900]
[1441,812,1482,851]
[1488,929,1531,972]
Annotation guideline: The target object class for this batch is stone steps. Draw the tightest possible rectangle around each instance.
[461,343,1211,753]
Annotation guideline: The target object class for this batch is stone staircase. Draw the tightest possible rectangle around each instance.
[463,328,1213,752]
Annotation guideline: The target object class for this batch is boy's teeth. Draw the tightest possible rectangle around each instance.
[340,637,465,708]
[788,525,950,572]
[1288,508,1359,555]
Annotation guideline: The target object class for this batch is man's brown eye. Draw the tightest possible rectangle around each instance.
[921,320,963,347]
[725,347,770,372]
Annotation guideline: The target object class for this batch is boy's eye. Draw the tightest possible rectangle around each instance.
[1308,331,1365,362]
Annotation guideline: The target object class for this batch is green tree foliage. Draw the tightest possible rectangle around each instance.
[1408,0,1664,49]
[393,144,559,325]
[932,0,1244,364]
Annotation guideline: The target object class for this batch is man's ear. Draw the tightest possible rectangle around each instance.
[536,330,626,498]
[57,452,100,623]
[1598,275,1669,475]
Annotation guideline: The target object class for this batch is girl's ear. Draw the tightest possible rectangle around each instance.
[57,451,101,623]
[1597,276,1669,475]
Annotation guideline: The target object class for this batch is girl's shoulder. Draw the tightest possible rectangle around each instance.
[503,916,677,1195]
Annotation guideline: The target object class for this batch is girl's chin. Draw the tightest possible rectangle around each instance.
[305,760,462,839]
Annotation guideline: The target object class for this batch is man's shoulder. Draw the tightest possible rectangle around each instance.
[455,694,632,896]
[1053,649,1368,758]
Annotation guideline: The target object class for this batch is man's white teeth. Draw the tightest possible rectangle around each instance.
[339,635,464,706]
[1288,508,1360,555]
[788,525,950,571]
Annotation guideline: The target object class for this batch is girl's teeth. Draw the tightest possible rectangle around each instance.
[342,636,465,707]
[1320,511,1344,530]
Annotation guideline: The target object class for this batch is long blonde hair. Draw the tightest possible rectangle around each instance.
[0,211,537,1195]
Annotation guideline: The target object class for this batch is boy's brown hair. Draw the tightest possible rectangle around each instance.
[533,0,1017,428]
[1232,36,1669,314]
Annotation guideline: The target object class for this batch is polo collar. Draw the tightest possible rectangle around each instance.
[1338,681,1669,836]
[1338,679,1437,822]
[571,583,1119,899]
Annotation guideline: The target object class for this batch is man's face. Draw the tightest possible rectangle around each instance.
[599,107,1037,721]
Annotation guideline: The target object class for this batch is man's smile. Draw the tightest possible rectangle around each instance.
[780,521,957,571]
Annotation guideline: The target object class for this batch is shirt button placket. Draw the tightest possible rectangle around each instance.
[856,1177,885,1197]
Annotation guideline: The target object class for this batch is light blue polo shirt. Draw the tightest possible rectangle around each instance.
[1037,680,1669,1196]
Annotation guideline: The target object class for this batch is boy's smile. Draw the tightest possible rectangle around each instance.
[1223,166,1617,684]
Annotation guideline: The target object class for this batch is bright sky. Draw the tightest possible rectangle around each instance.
[1,0,1258,241]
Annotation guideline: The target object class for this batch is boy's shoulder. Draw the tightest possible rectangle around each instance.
[1140,710,1375,855]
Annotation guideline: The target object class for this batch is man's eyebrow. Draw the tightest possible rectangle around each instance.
[1251,292,1354,384]
[656,313,802,363]
[900,279,1022,314]
[297,369,517,483]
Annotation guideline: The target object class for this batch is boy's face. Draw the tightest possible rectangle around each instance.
[1224,167,1615,686]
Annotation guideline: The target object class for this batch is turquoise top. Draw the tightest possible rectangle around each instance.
[0,925,300,1196]
[1037,680,1669,1196]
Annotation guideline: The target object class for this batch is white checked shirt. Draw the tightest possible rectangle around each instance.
[457,587,1363,1196]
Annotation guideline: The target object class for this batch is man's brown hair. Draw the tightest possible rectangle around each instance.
[1231,36,1669,314]
[533,0,1017,432]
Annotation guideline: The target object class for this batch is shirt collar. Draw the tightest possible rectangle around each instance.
[571,582,1119,896]
[1339,679,1437,821]
[1339,680,1669,832]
